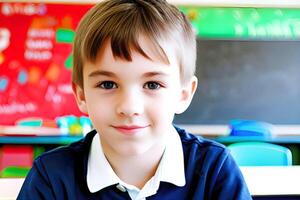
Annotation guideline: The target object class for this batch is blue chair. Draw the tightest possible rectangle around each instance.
[228,142,292,166]
[229,119,273,136]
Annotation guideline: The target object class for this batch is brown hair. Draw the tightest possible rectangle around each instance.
[73,0,196,88]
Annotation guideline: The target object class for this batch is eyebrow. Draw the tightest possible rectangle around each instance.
[142,71,168,78]
[88,70,117,78]
[88,70,168,78]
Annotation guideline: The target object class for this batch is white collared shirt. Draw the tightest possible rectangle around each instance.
[87,128,186,200]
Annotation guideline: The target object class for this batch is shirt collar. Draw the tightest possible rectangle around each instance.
[160,127,185,186]
[87,127,186,194]
[87,134,120,192]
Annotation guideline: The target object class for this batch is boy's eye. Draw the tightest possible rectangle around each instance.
[98,81,117,89]
[144,82,161,90]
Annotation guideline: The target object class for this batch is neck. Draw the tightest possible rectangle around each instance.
[103,141,165,189]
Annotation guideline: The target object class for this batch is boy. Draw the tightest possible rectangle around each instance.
[18,0,251,199]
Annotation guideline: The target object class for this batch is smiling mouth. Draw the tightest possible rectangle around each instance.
[112,125,149,135]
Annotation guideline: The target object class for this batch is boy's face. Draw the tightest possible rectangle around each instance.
[73,36,197,157]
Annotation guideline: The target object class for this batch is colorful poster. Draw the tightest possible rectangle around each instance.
[0,2,93,125]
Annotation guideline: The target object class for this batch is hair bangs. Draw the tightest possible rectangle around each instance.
[82,1,169,64]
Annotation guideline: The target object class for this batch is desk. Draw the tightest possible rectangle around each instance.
[180,124,300,137]
[0,178,24,200]
[0,166,299,199]
[0,135,83,145]
[240,166,300,196]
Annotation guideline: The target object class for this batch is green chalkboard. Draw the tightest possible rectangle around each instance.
[174,39,300,125]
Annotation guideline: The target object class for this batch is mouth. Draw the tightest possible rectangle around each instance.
[112,125,149,135]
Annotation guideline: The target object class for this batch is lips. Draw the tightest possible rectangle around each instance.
[112,125,148,135]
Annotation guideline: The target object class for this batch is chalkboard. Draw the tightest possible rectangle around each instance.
[174,39,300,125]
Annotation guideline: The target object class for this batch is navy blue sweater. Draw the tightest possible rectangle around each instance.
[18,127,251,200]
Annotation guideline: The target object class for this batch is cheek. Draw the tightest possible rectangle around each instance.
[88,108,112,137]
[159,90,181,110]
[85,98,111,125]
[148,96,177,122]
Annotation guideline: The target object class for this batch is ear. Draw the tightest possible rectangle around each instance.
[175,76,198,114]
[72,82,88,114]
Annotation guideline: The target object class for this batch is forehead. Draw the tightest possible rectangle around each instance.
[89,35,178,70]
[82,39,181,80]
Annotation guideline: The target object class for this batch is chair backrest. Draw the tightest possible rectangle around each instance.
[228,142,292,166]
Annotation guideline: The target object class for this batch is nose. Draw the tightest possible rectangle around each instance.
[116,89,144,117]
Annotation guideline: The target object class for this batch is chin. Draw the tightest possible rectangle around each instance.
[116,144,151,157]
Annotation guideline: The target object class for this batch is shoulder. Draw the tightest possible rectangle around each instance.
[175,126,233,174]
[18,131,97,199]
[34,130,96,174]
[174,126,251,199]
[175,126,228,157]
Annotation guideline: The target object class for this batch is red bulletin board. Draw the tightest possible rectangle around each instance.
[0,2,93,125]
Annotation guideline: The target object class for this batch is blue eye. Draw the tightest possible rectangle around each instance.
[98,81,117,89]
[144,82,161,90]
